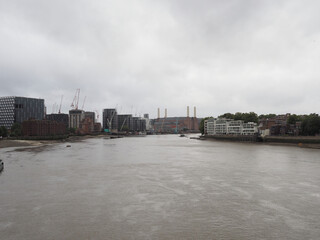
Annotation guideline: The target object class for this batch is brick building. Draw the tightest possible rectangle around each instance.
[46,113,69,129]
[22,119,67,136]
[258,114,301,136]
[153,117,200,133]
[78,117,102,135]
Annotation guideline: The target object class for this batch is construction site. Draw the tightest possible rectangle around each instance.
[1,88,202,137]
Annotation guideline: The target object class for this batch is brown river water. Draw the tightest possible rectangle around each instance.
[0,135,320,239]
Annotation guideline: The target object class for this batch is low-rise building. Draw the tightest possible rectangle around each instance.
[153,117,200,133]
[22,119,67,136]
[46,113,69,129]
[258,114,299,136]
[204,118,258,135]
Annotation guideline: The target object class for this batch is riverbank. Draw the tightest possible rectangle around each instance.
[0,134,108,149]
[203,135,320,149]
[0,139,44,148]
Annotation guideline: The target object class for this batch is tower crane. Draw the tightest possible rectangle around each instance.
[95,110,100,122]
[81,96,86,110]
[71,89,80,110]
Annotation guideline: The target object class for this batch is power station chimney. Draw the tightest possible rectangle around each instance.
[157,108,160,119]
[187,106,189,117]
[194,106,196,118]
[165,108,167,118]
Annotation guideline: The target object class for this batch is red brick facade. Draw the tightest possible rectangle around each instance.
[22,119,67,136]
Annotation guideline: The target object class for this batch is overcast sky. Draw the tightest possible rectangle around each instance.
[1,0,320,119]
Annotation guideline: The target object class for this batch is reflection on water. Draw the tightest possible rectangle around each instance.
[1,135,320,239]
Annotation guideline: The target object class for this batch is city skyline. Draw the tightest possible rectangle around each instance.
[1,1,320,118]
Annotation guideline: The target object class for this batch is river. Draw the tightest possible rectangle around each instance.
[1,135,320,239]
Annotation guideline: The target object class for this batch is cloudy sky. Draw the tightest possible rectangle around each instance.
[1,0,320,119]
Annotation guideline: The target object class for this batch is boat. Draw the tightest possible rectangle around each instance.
[0,160,3,172]
[180,134,185,137]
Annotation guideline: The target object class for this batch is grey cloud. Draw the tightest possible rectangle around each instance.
[1,0,320,118]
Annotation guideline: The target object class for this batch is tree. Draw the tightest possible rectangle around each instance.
[218,113,234,119]
[234,112,243,121]
[0,126,8,137]
[242,112,258,123]
[259,114,276,119]
[301,114,320,136]
[222,112,258,123]
[199,117,212,135]
[11,123,22,137]
[287,114,302,125]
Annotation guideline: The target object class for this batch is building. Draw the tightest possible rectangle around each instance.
[0,96,45,129]
[153,117,200,133]
[204,118,258,135]
[258,114,292,136]
[93,122,102,133]
[118,114,133,132]
[22,119,67,136]
[69,109,85,129]
[46,113,69,129]
[143,114,152,131]
[78,117,94,135]
[84,111,95,123]
[102,109,118,132]
[132,117,146,132]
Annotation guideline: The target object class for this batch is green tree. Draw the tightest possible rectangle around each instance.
[287,114,302,125]
[242,112,258,123]
[11,123,22,137]
[234,112,243,121]
[218,113,234,119]
[259,114,276,119]
[301,114,320,136]
[199,117,212,135]
[225,112,258,123]
[0,126,8,137]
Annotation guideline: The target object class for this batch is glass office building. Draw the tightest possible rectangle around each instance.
[0,96,45,129]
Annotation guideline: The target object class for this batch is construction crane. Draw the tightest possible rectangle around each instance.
[106,110,116,130]
[81,96,86,110]
[58,95,63,114]
[120,116,129,132]
[95,110,100,122]
[71,89,80,110]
